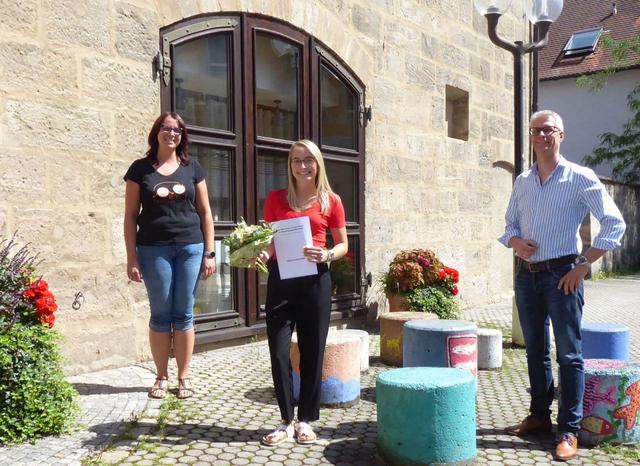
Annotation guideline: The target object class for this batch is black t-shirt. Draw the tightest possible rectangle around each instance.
[124,158,206,245]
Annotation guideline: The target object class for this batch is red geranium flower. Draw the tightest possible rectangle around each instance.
[40,313,56,328]
[452,285,459,296]
[35,293,57,315]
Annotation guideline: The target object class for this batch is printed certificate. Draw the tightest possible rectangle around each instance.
[272,216,317,279]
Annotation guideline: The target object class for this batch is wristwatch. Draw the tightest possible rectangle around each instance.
[204,251,216,258]
[574,255,590,267]
[326,250,334,263]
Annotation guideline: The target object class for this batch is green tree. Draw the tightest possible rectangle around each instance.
[576,36,640,183]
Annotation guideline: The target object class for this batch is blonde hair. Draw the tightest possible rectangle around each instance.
[287,139,334,213]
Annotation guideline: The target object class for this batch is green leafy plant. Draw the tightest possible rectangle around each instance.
[407,286,459,319]
[0,235,79,445]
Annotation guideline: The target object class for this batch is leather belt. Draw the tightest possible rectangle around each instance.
[525,255,577,273]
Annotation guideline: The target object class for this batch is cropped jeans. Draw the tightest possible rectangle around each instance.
[515,262,585,435]
[137,243,203,333]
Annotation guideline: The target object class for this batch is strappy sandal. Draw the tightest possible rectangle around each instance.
[261,421,295,446]
[295,421,317,445]
[149,376,168,399]
[177,378,194,399]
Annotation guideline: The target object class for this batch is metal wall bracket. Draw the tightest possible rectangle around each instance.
[360,105,372,125]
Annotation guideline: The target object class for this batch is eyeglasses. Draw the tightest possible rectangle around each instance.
[529,126,561,136]
[160,126,183,136]
[291,157,316,166]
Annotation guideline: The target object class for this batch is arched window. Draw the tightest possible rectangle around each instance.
[160,14,367,341]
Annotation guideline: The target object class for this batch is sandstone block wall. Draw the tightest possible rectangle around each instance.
[0,0,529,373]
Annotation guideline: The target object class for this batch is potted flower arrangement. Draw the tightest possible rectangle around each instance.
[381,248,460,319]
[0,235,79,444]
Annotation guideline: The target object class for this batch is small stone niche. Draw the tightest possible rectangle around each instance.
[445,85,469,141]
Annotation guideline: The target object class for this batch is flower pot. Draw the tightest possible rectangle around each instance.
[387,294,409,312]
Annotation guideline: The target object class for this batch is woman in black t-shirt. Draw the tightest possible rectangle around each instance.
[124,112,216,400]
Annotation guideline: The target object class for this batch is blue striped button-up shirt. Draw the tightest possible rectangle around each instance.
[499,156,626,262]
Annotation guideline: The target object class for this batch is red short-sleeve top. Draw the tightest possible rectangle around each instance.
[263,189,346,248]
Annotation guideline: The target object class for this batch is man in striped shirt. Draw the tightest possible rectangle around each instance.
[499,110,626,461]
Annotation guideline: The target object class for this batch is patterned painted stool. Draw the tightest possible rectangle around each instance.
[477,328,503,370]
[379,311,438,366]
[582,322,630,361]
[330,329,370,372]
[377,367,476,465]
[290,332,360,407]
[403,320,478,376]
[580,359,640,445]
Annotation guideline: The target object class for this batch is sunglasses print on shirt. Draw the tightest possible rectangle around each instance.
[152,181,187,202]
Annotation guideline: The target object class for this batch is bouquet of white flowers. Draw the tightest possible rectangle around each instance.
[222,218,275,273]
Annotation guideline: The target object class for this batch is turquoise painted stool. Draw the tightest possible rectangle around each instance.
[582,322,630,362]
[403,320,478,376]
[580,359,640,445]
[377,367,476,465]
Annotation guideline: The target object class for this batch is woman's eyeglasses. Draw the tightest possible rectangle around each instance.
[529,126,560,136]
[160,126,183,136]
[291,157,316,166]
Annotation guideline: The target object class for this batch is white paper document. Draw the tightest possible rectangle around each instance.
[272,216,318,279]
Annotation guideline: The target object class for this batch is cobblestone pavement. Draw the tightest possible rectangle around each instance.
[1,275,638,465]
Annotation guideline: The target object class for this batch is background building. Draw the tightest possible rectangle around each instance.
[0,0,530,373]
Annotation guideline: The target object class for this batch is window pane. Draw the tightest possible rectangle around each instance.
[325,160,357,223]
[328,236,359,296]
[190,145,232,221]
[255,33,299,140]
[194,240,233,315]
[321,64,357,150]
[174,34,230,130]
[256,151,289,219]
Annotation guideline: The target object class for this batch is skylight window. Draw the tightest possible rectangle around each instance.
[563,27,603,56]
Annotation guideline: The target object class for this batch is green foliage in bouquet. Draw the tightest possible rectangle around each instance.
[222,218,275,273]
[0,236,79,445]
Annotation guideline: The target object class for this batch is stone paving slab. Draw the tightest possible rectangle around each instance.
[1,275,638,465]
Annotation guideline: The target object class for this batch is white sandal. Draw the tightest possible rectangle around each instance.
[261,421,295,446]
[295,421,317,445]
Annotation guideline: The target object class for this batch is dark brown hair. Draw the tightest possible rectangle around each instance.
[145,112,190,165]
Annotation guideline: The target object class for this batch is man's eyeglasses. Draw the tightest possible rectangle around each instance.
[529,126,561,136]
[291,157,316,166]
[160,126,183,136]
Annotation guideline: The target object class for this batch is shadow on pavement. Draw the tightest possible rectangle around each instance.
[242,386,278,405]
[72,382,147,395]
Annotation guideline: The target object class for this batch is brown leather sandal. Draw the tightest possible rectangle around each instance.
[148,377,168,399]
[177,378,194,399]
[261,421,295,446]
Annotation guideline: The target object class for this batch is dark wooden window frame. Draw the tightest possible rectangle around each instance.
[159,13,367,344]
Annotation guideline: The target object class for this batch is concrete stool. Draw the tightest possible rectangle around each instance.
[403,320,478,376]
[377,367,476,465]
[330,329,370,372]
[290,332,360,407]
[380,311,438,366]
[477,328,503,370]
[580,359,640,445]
[582,322,630,361]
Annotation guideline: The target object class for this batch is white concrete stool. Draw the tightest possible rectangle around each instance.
[477,328,502,370]
[330,329,370,372]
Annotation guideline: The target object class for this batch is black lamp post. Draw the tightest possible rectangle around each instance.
[474,0,563,178]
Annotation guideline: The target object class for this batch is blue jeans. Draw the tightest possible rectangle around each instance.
[137,243,203,333]
[515,263,585,434]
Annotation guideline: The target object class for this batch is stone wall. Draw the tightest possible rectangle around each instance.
[589,179,640,274]
[0,0,529,373]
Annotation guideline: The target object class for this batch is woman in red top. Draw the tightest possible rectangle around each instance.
[258,139,348,446]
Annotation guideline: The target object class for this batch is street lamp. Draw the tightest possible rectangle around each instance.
[474,0,563,347]
[473,0,563,177]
